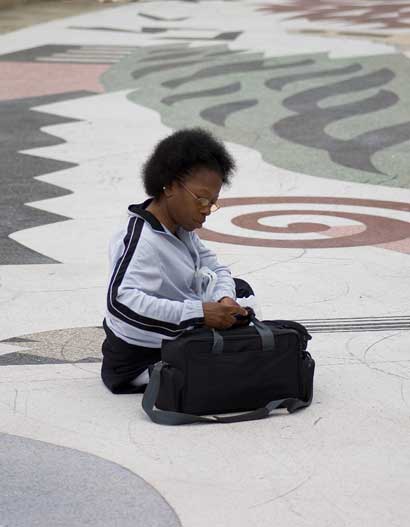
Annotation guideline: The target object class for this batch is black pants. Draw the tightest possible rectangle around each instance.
[101,278,254,394]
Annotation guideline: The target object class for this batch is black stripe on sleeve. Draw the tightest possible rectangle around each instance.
[107,217,203,336]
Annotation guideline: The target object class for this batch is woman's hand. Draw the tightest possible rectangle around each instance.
[218,296,240,307]
[217,297,251,327]
[203,302,248,330]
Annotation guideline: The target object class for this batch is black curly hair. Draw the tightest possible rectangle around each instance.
[142,128,236,198]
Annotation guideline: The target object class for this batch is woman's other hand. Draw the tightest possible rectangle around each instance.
[203,302,248,330]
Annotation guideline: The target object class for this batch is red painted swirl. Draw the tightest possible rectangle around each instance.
[198,196,410,249]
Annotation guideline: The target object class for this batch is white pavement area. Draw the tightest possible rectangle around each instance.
[1,2,410,527]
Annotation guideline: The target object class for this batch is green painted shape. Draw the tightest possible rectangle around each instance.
[101,44,410,189]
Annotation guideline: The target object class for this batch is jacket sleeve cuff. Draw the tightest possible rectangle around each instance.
[181,299,205,326]
[212,287,237,303]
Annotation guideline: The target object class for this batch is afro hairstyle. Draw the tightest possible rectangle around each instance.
[141,128,236,198]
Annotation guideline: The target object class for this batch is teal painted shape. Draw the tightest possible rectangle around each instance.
[101,44,410,189]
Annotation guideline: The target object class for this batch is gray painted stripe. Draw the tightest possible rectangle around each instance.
[138,12,189,21]
[50,54,123,59]
[58,53,130,59]
[141,50,206,62]
[67,49,132,55]
[69,25,220,35]
[37,57,116,63]
[307,327,409,333]
[206,50,245,57]
[0,44,82,62]
[162,81,241,106]
[80,46,138,50]
[298,316,410,322]
[305,323,410,329]
[163,58,314,89]
[148,46,193,54]
[265,63,362,91]
[132,59,201,81]
[201,99,258,126]
[299,317,410,332]
[0,44,136,63]
[69,25,143,34]
[157,31,242,42]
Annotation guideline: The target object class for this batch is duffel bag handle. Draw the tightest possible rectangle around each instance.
[211,314,275,354]
[142,362,311,426]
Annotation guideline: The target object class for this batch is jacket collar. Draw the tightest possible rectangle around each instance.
[129,199,198,265]
[128,198,166,233]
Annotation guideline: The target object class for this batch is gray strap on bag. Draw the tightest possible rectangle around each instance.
[249,315,275,352]
[142,362,311,426]
[211,315,274,354]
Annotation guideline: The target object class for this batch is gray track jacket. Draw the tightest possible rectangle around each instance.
[105,198,236,348]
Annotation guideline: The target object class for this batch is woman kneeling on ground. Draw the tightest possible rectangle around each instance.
[101,127,256,394]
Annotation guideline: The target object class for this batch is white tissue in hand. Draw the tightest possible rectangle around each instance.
[193,266,217,302]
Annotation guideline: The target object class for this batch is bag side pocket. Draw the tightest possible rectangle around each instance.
[299,352,315,403]
[156,365,185,412]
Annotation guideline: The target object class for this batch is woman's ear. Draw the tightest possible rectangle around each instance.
[163,181,178,198]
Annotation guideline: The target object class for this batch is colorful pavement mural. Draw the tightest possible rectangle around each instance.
[1,2,409,526]
[259,1,410,30]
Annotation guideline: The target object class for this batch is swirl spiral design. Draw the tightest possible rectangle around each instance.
[198,196,410,249]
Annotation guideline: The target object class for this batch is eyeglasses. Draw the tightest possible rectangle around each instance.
[178,181,220,213]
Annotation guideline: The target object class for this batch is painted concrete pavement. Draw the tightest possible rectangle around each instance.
[1,1,409,526]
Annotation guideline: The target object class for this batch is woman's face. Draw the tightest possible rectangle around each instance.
[168,166,223,231]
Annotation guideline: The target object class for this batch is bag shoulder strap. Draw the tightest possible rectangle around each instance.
[142,362,311,426]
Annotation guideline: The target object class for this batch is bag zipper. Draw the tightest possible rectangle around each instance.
[185,327,297,342]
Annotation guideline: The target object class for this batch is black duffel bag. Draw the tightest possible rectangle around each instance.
[142,314,315,425]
